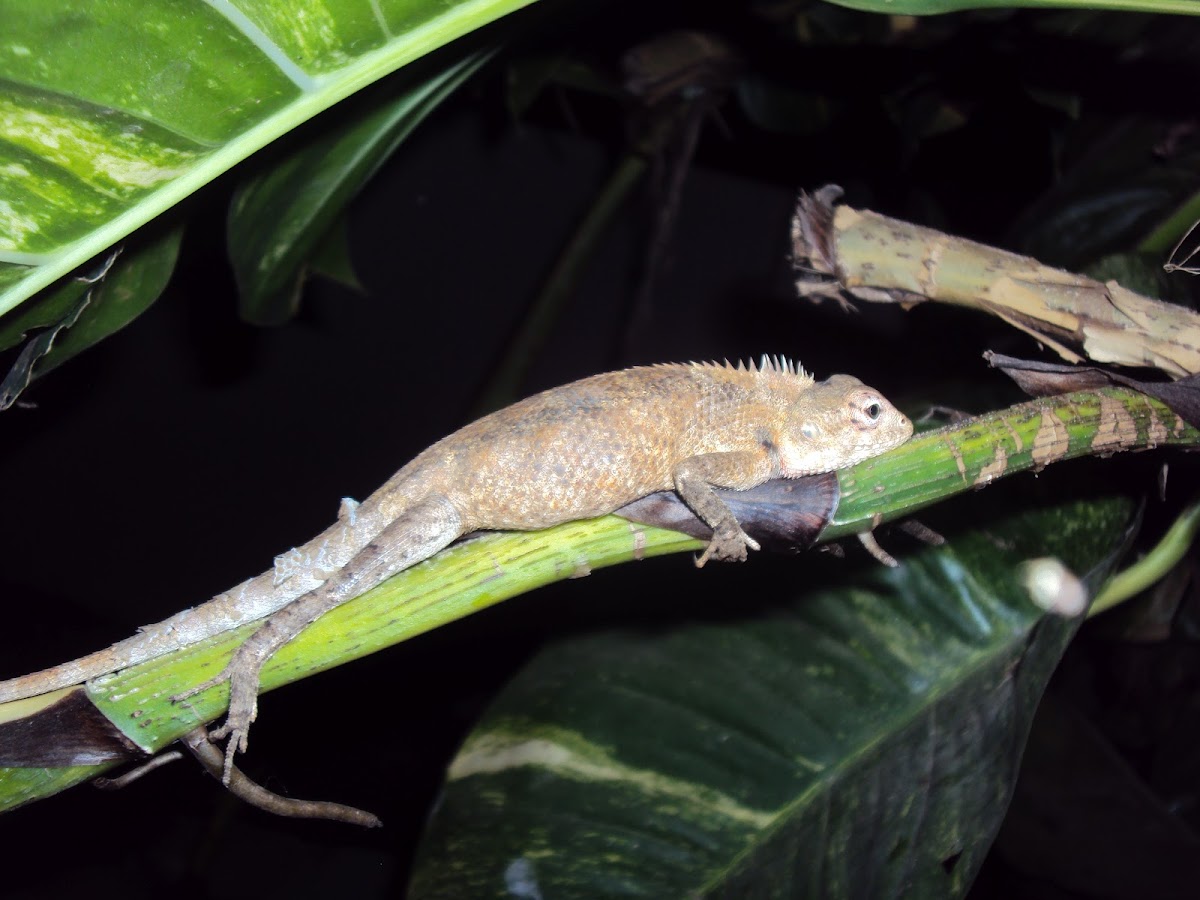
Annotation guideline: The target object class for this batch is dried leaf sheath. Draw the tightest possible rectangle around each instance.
[792,187,1200,377]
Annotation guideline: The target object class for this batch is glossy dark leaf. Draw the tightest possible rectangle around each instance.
[410,496,1136,898]
[307,214,365,293]
[37,226,183,374]
[0,227,181,407]
[0,270,91,354]
[0,0,534,317]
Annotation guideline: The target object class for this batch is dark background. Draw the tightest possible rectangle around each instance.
[3,1,1199,896]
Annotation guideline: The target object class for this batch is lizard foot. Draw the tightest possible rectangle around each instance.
[172,655,262,785]
[696,528,760,567]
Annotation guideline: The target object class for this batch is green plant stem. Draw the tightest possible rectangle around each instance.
[1138,187,1200,259]
[3,385,1196,811]
[826,387,1199,539]
[1089,496,1200,616]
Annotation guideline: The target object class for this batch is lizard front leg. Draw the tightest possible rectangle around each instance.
[176,494,464,782]
[673,448,778,566]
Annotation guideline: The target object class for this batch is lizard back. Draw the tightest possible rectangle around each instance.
[374,359,822,530]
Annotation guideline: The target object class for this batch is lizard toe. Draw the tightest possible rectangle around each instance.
[172,670,232,705]
[699,528,758,565]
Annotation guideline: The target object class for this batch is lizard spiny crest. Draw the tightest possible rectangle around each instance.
[692,356,809,378]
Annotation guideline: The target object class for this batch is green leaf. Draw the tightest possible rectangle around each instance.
[0,266,90,353]
[307,214,365,293]
[228,49,492,325]
[408,495,1136,898]
[0,227,182,407]
[0,287,89,409]
[37,226,183,374]
[0,0,539,317]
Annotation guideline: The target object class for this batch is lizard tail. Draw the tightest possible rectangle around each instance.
[0,652,124,703]
[0,597,235,703]
[0,504,382,705]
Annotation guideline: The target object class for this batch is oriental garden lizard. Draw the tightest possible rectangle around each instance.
[0,358,912,780]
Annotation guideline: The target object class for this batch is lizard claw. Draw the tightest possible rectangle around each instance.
[172,660,261,785]
[209,723,251,785]
[696,528,760,567]
[213,675,259,782]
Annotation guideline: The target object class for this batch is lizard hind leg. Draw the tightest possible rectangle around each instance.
[673,450,773,566]
[174,495,464,784]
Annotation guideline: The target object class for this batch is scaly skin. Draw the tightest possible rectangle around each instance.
[0,358,912,779]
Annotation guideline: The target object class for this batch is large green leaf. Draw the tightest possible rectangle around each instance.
[0,225,183,407]
[0,0,538,316]
[408,495,1136,898]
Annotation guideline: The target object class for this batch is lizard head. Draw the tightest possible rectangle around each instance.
[777,374,913,476]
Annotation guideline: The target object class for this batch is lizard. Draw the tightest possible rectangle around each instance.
[0,357,912,780]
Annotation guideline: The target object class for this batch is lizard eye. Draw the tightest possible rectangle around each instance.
[800,422,820,441]
[850,392,885,428]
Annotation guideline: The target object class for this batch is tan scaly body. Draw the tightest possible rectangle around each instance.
[0,358,912,776]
